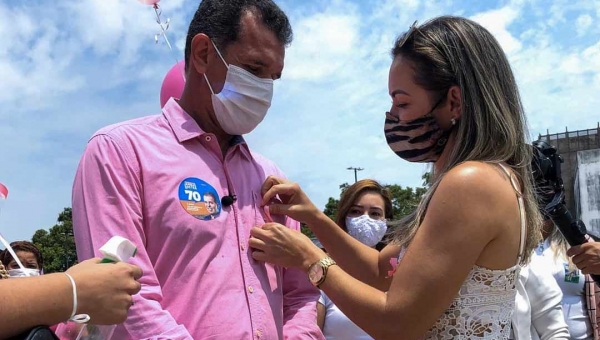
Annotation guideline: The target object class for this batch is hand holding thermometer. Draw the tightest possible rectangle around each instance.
[57,236,138,340]
[99,236,138,263]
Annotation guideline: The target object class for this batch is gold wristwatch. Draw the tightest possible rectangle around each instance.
[308,256,337,288]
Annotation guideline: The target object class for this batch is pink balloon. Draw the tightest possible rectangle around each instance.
[160,60,186,108]
[138,0,160,5]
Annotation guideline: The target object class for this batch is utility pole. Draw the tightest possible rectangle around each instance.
[347,167,364,183]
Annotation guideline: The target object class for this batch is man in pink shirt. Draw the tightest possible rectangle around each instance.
[72,0,324,339]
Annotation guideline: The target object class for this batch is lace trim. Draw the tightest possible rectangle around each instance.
[422,265,520,339]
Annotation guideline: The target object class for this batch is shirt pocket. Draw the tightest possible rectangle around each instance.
[252,191,286,226]
[250,191,283,294]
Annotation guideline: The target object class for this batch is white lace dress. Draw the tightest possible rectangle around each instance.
[422,264,521,339]
[404,164,525,339]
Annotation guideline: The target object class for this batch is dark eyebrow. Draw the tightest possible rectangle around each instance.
[351,205,384,211]
[390,89,410,98]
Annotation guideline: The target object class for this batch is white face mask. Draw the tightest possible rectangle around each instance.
[8,268,40,277]
[0,233,41,278]
[203,41,274,135]
[346,215,388,247]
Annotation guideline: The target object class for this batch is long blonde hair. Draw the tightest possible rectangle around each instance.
[390,16,542,264]
[545,222,578,270]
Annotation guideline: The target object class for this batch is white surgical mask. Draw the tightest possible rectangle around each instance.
[204,41,273,135]
[346,215,388,247]
[8,268,40,277]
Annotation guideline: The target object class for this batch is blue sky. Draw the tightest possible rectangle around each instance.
[1,0,599,243]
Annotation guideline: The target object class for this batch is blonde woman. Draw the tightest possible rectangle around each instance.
[536,220,600,339]
[249,16,542,339]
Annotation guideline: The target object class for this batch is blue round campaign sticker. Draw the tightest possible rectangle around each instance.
[178,178,221,220]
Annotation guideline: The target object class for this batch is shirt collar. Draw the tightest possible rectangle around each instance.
[162,98,251,156]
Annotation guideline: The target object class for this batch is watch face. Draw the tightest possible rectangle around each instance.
[308,263,324,283]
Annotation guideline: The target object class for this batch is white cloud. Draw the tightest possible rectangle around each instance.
[582,40,600,72]
[0,0,188,112]
[284,4,359,80]
[576,14,593,36]
[471,5,523,55]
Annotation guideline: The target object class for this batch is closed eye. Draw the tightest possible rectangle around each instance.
[245,65,260,73]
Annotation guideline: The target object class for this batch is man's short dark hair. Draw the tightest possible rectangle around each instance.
[203,192,217,202]
[184,0,293,70]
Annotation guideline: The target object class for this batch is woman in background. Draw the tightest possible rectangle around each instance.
[536,220,600,340]
[318,179,393,339]
[511,250,570,339]
[1,240,43,277]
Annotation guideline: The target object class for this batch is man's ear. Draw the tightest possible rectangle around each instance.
[190,33,212,75]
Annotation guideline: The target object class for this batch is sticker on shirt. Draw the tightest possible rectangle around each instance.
[178,178,221,221]
[564,263,580,283]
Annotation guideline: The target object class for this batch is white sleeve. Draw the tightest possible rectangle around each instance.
[527,258,570,340]
[318,291,328,307]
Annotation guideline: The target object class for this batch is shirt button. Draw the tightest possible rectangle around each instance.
[205,135,212,142]
[248,286,254,293]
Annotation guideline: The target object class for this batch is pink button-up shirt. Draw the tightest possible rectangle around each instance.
[72,98,323,340]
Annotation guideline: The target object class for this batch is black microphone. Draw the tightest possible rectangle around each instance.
[546,196,600,284]
[221,194,237,207]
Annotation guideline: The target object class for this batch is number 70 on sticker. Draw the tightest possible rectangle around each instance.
[184,190,202,202]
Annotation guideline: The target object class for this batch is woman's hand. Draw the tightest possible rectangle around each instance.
[261,176,323,225]
[250,223,326,271]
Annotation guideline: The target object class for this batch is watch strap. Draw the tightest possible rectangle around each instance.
[314,256,337,287]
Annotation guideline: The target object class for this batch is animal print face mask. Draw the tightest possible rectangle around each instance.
[384,98,452,163]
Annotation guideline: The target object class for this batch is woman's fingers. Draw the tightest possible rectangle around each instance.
[252,250,269,262]
[268,203,294,216]
[249,235,268,251]
[261,183,298,206]
[261,176,288,196]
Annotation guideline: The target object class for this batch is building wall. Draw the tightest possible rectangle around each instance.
[538,126,600,217]
[575,149,600,236]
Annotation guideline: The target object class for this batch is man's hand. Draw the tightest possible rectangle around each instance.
[567,242,600,275]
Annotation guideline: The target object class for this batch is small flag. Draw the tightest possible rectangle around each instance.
[0,183,7,200]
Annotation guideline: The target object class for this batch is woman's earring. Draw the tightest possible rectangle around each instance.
[451,118,457,126]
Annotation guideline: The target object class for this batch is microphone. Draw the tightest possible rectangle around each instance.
[221,194,237,207]
[546,194,600,284]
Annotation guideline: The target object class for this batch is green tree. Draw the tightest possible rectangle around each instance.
[323,197,340,222]
[321,183,350,223]
[386,184,427,220]
[32,207,77,273]
[422,171,432,189]
[300,223,314,239]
